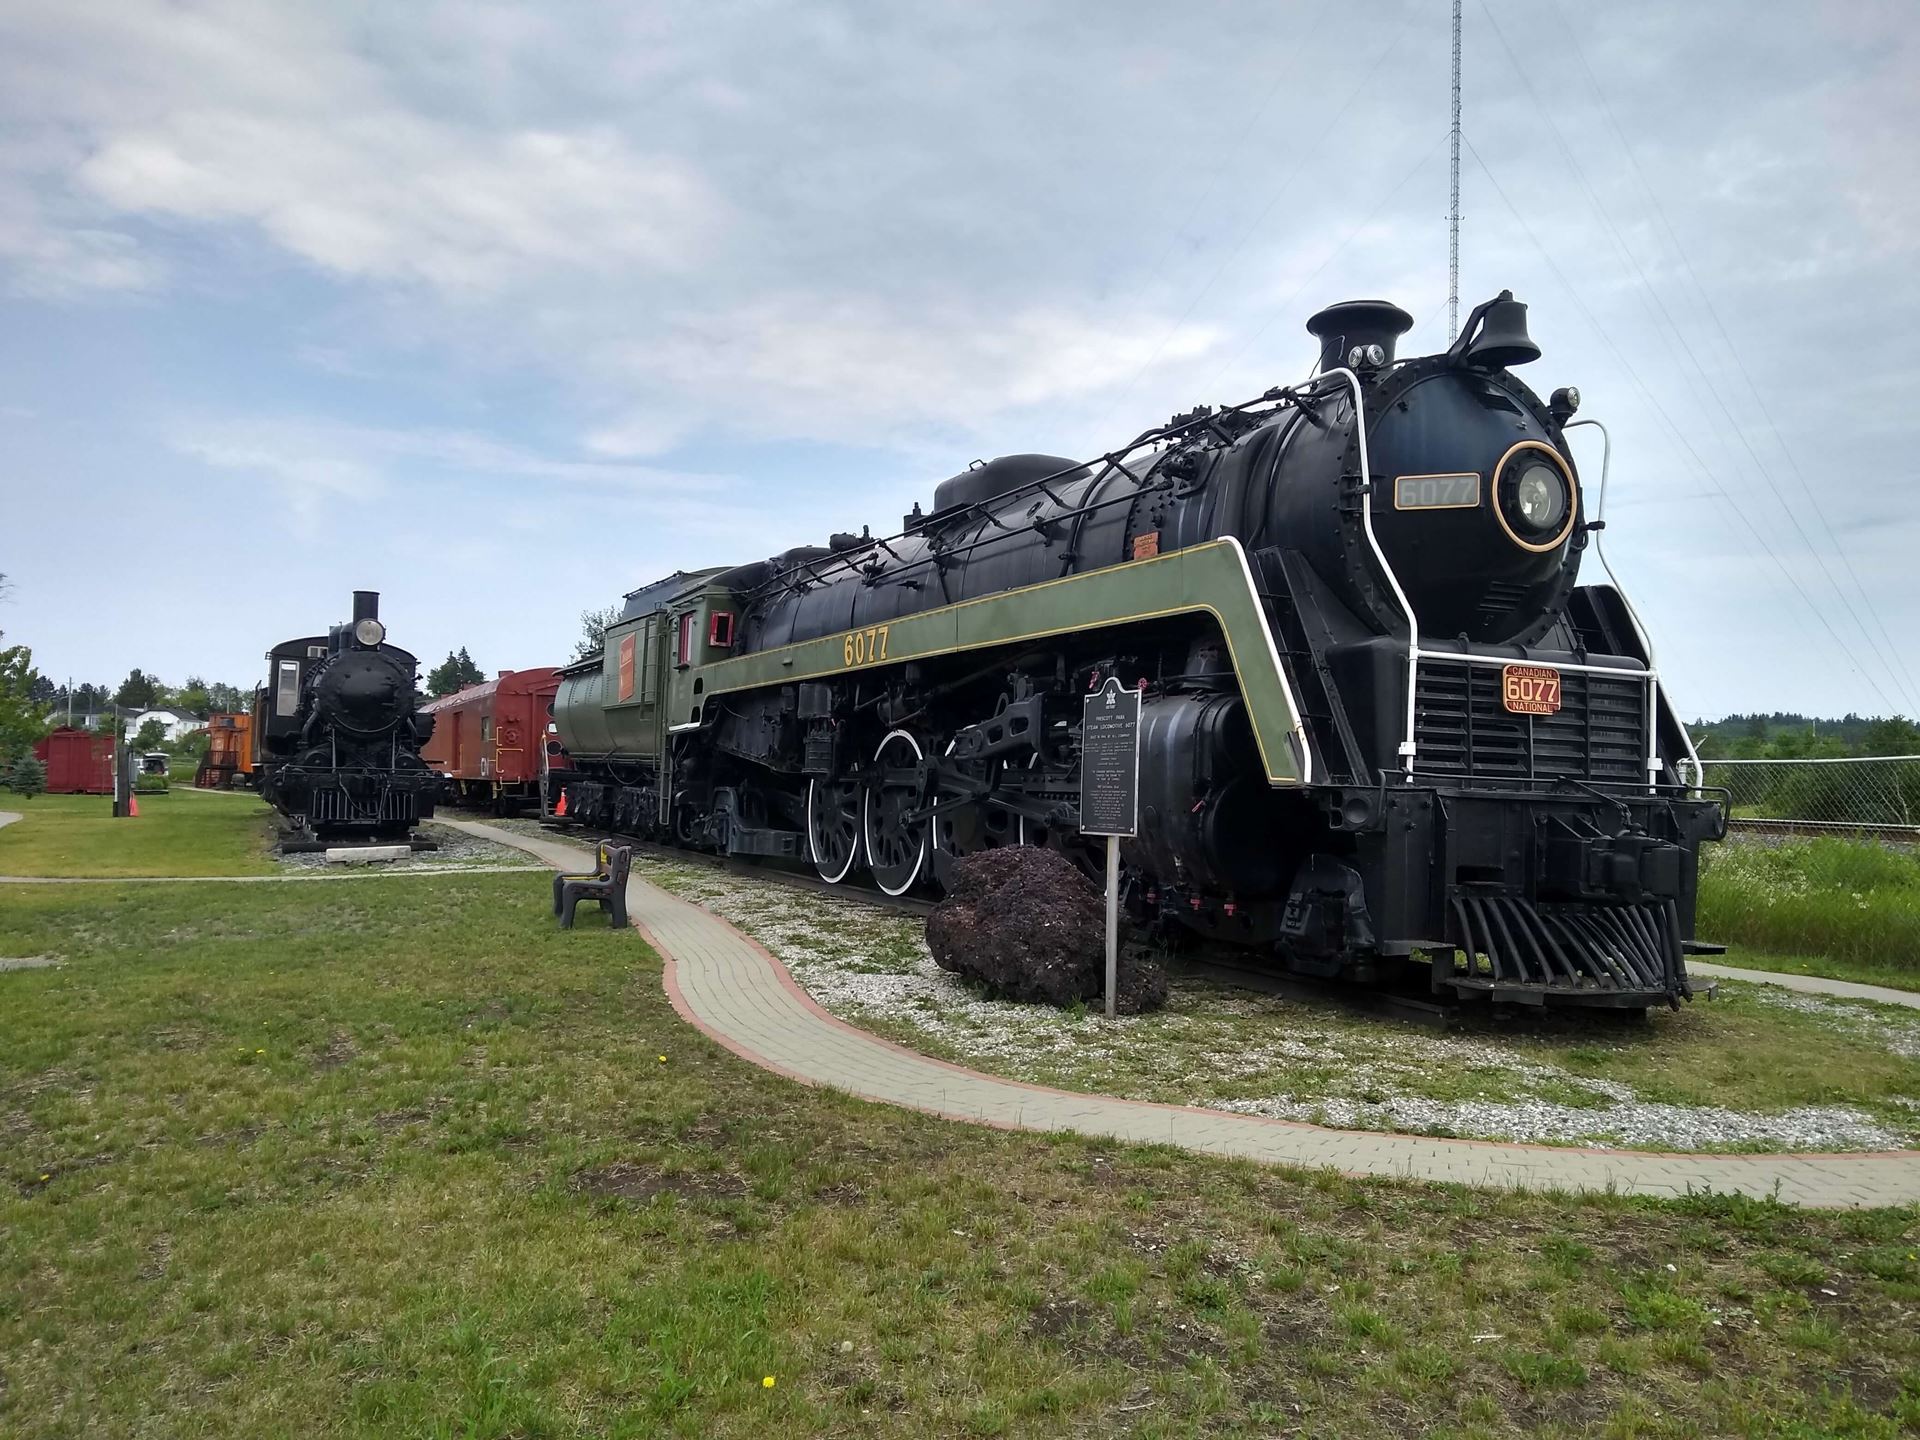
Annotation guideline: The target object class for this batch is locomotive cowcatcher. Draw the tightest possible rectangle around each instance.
[547,292,1726,1010]
[251,590,438,845]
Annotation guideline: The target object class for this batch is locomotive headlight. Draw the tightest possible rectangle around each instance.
[1514,464,1567,531]
[353,617,386,647]
[1493,442,1578,551]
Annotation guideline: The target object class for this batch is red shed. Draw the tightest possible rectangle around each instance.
[420,667,566,813]
[33,727,115,794]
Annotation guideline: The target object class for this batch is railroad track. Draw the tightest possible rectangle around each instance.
[1725,817,1920,847]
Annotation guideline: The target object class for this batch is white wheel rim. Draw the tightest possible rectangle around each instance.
[1018,750,1039,846]
[863,728,926,897]
[807,776,859,884]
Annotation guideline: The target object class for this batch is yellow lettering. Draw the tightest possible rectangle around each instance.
[843,635,855,666]
[877,625,889,661]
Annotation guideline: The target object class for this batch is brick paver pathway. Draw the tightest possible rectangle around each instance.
[447,820,1920,1208]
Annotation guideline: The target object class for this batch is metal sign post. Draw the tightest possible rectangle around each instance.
[1080,676,1142,1019]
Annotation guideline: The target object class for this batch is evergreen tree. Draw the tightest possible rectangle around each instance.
[133,717,169,750]
[8,753,45,798]
[426,648,486,698]
[114,669,159,708]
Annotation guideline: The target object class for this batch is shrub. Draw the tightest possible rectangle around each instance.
[7,753,46,797]
[134,772,170,795]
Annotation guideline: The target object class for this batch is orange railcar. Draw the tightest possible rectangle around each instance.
[195,712,254,789]
[420,668,566,813]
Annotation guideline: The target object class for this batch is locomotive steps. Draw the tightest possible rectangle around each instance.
[447,819,1920,1208]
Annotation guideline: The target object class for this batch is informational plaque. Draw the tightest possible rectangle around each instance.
[1080,676,1141,838]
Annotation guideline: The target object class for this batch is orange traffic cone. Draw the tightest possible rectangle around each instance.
[554,790,568,817]
[129,795,140,817]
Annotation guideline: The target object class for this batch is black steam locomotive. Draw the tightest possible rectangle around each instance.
[252,591,437,845]
[550,291,1724,1009]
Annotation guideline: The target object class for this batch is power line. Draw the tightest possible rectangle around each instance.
[1462,132,1903,715]
[1543,0,1920,717]
[1474,0,1918,715]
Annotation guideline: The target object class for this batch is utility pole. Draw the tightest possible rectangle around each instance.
[1448,0,1462,341]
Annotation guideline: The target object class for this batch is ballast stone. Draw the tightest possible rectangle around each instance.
[325,845,410,865]
[926,847,1168,1014]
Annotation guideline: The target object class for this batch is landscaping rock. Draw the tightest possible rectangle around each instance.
[925,846,1168,1013]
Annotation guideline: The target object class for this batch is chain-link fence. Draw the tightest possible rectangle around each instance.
[1682,755,1920,842]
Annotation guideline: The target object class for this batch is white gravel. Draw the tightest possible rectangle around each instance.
[635,858,1919,1155]
[274,822,534,873]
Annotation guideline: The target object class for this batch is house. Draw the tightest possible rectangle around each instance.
[123,707,207,743]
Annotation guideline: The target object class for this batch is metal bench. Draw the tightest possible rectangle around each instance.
[553,842,631,930]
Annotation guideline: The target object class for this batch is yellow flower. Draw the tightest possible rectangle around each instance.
[38,1173,49,1182]
[658,1055,667,1064]
[256,1048,265,1055]
[762,1375,776,1389]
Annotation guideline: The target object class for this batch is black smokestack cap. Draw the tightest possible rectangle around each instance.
[1306,299,1415,375]
[352,591,379,623]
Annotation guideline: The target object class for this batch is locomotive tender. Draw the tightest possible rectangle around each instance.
[549,292,1725,1009]
[252,590,438,842]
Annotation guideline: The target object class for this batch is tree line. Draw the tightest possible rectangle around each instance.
[1689,713,1920,761]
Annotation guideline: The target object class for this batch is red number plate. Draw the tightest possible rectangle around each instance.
[1501,664,1562,716]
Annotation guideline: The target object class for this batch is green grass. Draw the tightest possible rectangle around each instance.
[0,791,277,877]
[4,874,1920,1437]
[1699,838,1920,979]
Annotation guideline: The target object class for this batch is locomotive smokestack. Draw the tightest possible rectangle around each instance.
[352,591,379,624]
[1306,299,1415,375]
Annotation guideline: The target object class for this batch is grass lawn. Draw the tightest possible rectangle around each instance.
[0,791,277,877]
[4,874,1920,1437]
[1698,838,1920,984]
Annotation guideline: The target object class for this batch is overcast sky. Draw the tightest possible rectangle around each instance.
[2,0,1917,720]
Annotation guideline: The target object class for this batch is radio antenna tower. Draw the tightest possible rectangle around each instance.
[1448,0,1462,340]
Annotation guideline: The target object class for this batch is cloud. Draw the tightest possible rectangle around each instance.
[592,295,1224,455]
[169,417,732,501]
[4,0,1920,714]
[78,120,719,295]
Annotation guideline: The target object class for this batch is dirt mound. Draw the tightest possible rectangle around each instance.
[926,846,1167,1013]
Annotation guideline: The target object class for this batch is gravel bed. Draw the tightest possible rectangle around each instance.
[625,855,1919,1155]
[273,822,538,873]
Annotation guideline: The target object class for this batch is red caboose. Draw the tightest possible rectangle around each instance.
[420,668,566,814]
[33,727,115,794]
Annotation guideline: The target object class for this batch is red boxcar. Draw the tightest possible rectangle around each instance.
[34,727,114,794]
[419,668,567,813]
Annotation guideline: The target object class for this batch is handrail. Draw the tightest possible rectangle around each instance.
[1564,417,1705,790]
[741,389,1312,604]
[1336,366,1417,772]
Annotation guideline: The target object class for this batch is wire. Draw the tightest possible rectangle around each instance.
[1475,0,1918,715]
[1543,0,1920,716]
[1463,133,1902,715]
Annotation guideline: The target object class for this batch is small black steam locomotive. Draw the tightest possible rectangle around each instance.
[252,591,437,845]
[550,291,1725,1010]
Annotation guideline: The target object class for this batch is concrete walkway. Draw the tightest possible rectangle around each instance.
[1691,960,1920,1010]
[446,819,1920,1208]
[0,811,19,830]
